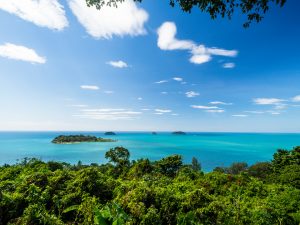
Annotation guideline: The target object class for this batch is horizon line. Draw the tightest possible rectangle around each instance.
[0,130,300,134]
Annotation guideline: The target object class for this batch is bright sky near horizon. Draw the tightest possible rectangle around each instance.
[0,0,299,132]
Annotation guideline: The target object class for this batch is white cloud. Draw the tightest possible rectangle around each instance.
[104,90,114,94]
[75,108,142,120]
[190,53,211,64]
[223,62,235,69]
[157,21,238,65]
[154,112,163,115]
[253,98,285,105]
[244,110,283,115]
[82,108,125,112]
[155,80,168,84]
[292,95,300,102]
[69,0,148,39]
[157,22,194,50]
[80,85,99,90]
[137,97,142,100]
[141,108,150,111]
[274,104,287,110]
[185,91,199,98]
[207,48,237,57]
[0,43,46,64]
[232,114,248,117]
[191,105,219,109]
[270,112,280,115]
[244,111,264,114]
[210,101,232,105]
[191,47,237,65]
[0,0,68,30]
[107,60,128,68]
[171,113,179,116]
[173,77,183,82]
[206,109,225,113]
[161,92,168,95]
[155,109,172,113]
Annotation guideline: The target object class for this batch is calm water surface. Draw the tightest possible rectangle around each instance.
[0,132,299,171]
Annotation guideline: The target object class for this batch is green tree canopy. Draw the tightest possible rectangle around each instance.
[105,146,130,167]
[86,0,287,27]
[191,156,201,171]
[155,154,183,177]
[1,146,300,224]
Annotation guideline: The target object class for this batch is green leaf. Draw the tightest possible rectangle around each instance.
[94,208,109,225]
[62,205,79,213]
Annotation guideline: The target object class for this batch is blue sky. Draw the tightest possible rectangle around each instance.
[0,0,299,132]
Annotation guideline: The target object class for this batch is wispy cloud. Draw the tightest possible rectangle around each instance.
[191,47,237,65]
[173,77,183,82]
[137,97,143,100]
[191,105,219,109]
[232,114,248,117]
[207,49,237,57]
[292,95,300,102]
[244,110,265,114]
[80,85,99,90]
[155,109,172,113]
[75,108,142,120]
[206,109,225,113]
[223,62,235,69]
[68,0,148,39]
[161,91,168,95]
[274,104,287,110]
[107,60,128,68]
[82,109,126,112]
[244,110,282,115]
[253,98,285,105]
[0,0,68,30]
[269,111,281,115]
[0,43,46,64]
[155,80,168,84]
[185,91,199,98]
[157,21,238,65]
[210,101,232,105]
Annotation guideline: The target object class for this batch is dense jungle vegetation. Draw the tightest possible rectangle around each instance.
[0,146,299,225]
[51,135,116,144]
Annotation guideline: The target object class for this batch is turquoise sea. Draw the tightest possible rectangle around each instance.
[0,132,299,171]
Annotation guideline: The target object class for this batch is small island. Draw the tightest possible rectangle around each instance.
[172,131,186,135]
[152,132,157,135]
[104,131,116,135]
[52,135,116,144]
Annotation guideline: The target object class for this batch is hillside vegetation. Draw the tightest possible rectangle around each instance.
[0,146,299,224]
[51,135,116,144]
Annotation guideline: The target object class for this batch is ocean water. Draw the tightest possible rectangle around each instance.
[0,132,299,171]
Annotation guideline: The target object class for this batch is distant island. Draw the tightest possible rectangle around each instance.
[172,131,186,135]
[52,135,116,144]
[152,132,157,135]
[104,131,116,135]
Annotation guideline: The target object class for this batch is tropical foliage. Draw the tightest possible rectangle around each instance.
[0,146,299,224]
[52,135,116,144]
[86,0,287,27]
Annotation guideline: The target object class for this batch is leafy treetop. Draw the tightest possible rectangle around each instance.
[85,0,287,27]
